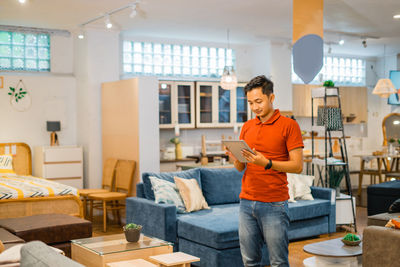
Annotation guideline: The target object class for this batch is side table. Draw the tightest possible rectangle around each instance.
[149,252,200,267]
[303,238,362,267]
[71,234,172,267]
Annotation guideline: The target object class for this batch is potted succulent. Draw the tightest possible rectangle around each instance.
[123,223,142,242]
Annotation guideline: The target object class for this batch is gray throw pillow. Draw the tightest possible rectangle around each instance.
[388,198,400,213]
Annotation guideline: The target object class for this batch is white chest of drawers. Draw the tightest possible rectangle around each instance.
[34,146,83,189]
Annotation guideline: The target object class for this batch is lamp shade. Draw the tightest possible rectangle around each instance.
[372,78,397,98]
[220,66,238,90]
[47,121,61,132]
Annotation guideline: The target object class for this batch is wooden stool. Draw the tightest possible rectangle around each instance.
[149,252,200,267]
[107,259,157,267]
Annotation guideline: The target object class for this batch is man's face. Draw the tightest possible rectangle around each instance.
[246,87,274,118]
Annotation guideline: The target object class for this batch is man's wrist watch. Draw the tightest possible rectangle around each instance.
[264,159,273,170]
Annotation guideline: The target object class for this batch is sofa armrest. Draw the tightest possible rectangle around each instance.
[126,197,177,243]
[363,226,400,267]
[311,186,336,233]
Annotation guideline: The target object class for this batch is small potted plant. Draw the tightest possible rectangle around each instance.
[123,223,142,242]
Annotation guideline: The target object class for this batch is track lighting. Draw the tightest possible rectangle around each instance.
[129,4,137,18]
[362,39,367,48]
[105,14,113,29]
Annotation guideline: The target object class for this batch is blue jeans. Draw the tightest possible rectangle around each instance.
[239,199,290,267]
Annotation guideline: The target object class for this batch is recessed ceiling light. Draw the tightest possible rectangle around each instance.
[18,0,26,3]
[394,14,400,19]
[339,39,345,45]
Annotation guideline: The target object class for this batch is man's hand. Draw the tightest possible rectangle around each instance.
[225,147,238,162]
[241,148,268,168]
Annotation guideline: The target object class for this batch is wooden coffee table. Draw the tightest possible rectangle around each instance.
[303,237,362,267]
[71,233,173,267]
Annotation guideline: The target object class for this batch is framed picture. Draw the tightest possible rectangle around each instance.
[0,76,3,89]
[388,70,400,105]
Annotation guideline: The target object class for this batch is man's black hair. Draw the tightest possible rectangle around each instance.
[244,75,273,96]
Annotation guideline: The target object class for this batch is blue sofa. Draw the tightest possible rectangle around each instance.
[126,168,336,267]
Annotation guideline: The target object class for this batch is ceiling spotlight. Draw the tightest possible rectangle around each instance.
[129,3,137,18]
[339,39,345,45]
[105,14,113,29]
[18,0,26,3]
[393,14,400,19]
[362,39,367,48]
[78,33,84,39]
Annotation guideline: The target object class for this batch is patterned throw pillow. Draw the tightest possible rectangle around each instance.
[174,176,210,212]
[148,176,186,213]
[0,155,14,174]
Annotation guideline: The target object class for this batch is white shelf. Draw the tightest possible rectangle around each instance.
[312,158,346,166]
[311,87,339,98]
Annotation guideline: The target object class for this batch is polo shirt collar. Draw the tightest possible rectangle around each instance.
[255,109,281,125]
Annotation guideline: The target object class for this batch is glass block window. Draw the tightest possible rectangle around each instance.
[123,41,235,78]
[0,31,50,72]
[292,56,366,86]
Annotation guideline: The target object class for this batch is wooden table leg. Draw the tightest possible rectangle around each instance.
[377,158,383,183]
[358,159,365,198]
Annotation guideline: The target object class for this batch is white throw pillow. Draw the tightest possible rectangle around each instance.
[286,174,297,203]
[287,173,314,200]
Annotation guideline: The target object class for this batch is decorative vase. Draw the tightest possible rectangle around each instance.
[175,143,182,160]
[335,187,341,197]
[123,226,142,242]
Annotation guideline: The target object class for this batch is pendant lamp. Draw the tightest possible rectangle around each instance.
[220,29,237,90]
[372,45,397,98]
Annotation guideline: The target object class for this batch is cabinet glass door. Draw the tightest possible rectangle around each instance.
[199,85,213,123]
[159,83,172,125]
[177,85,191,124]
[218,86,231,123]
[236,86,248,123]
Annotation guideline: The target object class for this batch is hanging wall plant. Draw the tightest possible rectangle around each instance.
[7,80,32,112]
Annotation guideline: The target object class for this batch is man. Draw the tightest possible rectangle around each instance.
[227,75,304,267]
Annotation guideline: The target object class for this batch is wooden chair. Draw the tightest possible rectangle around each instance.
[78,158,118,218]
[88,159,136,232]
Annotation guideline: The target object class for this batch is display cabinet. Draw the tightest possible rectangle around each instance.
[195,82,250,128]
[159,81,195,128]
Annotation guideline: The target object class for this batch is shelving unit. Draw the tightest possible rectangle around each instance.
[311,86,357,232]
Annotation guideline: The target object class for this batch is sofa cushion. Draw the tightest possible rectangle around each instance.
[368,212,400,227]
[177,203,239,249]
[174,177,210,212]
[288,198,331,221]
[199,168,243,205]
[142,169,201,201]
[148,176,186,213]
[0,214,92,244]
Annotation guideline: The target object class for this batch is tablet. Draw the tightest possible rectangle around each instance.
[222,140,256,163]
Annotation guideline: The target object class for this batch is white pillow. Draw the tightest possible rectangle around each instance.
[287,173,314,201]
[286,174,297,203]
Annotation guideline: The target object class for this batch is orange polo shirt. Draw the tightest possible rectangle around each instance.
[239,109,304,202]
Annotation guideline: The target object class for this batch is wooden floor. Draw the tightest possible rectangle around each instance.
[90,202,367,267]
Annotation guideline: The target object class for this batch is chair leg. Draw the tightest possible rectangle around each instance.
[116,201,121,226]
[82,197,87,219]
[103,200,107,232]
[89,199,94,221]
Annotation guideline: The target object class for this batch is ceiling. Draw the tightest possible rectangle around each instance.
[1,0,400,57]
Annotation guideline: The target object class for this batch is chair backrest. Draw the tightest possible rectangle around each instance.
[382,113,400,145]
[102,158,118,190]
[115,160,136,196]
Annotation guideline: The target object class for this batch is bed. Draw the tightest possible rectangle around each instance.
[0,142,83,218]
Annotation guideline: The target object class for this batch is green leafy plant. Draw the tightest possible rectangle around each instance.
[323,80,335,87]
[389,138,396,143]
[398,139,400,145]
[343,233,360,241]
[8,87,27,103]
[124,223,141,230]
[328,167,346,188]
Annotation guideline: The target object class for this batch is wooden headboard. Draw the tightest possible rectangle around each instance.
[0,143,32,175]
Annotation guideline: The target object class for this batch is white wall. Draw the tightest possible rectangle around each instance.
[0,34,76,175]
[74,28,120,188]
